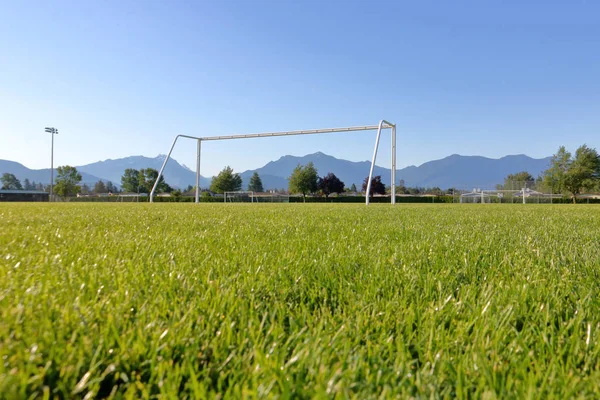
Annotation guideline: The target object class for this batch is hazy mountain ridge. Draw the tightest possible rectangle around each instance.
[0,159,108,187]
[239,152,552,189]
[76,155,211,189]
[1,152,552,191]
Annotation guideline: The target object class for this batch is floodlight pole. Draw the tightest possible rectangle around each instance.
[51,131,55,200]
[45,127,58,201]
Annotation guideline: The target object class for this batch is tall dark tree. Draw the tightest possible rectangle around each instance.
[94,180,107,194]
[288,162,318,202]
[81,183,91,195]
[54,166,82,197]
[318,173,345,199]
[23,178,33,190]
[210,166,242,194]
[1,173,22,190]
[362,175,386,198]
[350,183,357,193]
[106,181,117,194]
[247,172,264,193]
[121,168,140,193]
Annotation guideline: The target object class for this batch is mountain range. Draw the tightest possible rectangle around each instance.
[1,152,551,191]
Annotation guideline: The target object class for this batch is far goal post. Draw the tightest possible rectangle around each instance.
[224,191,255,203]
[150,119,397,205]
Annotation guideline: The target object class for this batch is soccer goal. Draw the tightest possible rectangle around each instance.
[149,119,397,205]
[459,189,493,204]
[255,192,290,203]
[116,194,141,202]
[224,191,255,203]
[458,188,557,204]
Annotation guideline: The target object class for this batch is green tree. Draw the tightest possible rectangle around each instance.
[81,183,91,195]
[247,172,264,192]
[564,145,600,203]
[106,181,117,194]
[210,166,242,194]
[362,175,386,198]
[23,178,33,190]
[502,171,535,190]
[1,173,23,190]
[121,169,140,193]
[94,180,107,194]
[201,191,212,202]
[54,166,82,197]
[350,183,357,193]
[171,189,182,200]
[288,162,318,202]
[140,168,172,193]
[543,145,600,202]
[542,146,571,195]
[428,187,443,196]
[318,172,345,199]
[138,170,148,193]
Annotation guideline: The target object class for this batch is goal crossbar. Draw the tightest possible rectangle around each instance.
[150,120,397,205]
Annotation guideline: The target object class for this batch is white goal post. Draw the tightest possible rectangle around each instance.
[224,191,255,203]
[150,120,397,205]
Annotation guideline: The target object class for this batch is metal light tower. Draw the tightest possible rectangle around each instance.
[45,127,58,201]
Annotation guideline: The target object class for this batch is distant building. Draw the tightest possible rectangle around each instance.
[0,190,49,202]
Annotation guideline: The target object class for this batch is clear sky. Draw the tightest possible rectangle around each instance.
[1,0,598,176]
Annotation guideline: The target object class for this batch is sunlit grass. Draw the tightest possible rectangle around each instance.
[1,203,600,398]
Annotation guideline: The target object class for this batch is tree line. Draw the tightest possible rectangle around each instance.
[208,144,599,202]
[4,144,597,200]
[497,144,600,203]
[1,166,175,198]
[207,162,387,202]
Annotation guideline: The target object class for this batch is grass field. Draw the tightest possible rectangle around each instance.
[1,203,600,398]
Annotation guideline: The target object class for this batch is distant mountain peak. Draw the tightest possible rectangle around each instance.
[1,151,553,192]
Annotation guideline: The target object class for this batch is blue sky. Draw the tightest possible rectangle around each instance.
[1,0,598,177]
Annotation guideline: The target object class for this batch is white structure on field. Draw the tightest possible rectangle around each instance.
[459,187,556,204]
[224,191,255,203]
[150,120,397,205]
[460,189,492,203]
